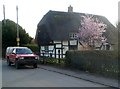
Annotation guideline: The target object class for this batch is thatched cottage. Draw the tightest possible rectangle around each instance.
[35,6,117,58]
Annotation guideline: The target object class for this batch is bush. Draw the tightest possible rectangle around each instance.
[2,48,6,58]
[23,44,39,54]
[65,50,119,79]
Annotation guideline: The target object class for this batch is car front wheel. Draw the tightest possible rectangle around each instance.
[33,64,37,68]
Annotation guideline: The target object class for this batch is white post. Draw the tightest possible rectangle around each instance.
[3,5,6,24]
[16,5,20,46]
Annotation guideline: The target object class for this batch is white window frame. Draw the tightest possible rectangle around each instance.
[69,33,78,39]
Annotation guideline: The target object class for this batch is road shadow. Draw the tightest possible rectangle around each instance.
[3,64,38,70]
[12,65,38,69]
[2,60,39,70]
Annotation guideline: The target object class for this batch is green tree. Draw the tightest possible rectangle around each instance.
[2,19,33,56]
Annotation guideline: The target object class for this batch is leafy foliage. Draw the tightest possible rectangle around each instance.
[66,50,118,79]
[2,19,33,52]
[23,44,39,54]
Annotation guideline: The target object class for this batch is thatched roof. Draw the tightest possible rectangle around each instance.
[35,10,117,46]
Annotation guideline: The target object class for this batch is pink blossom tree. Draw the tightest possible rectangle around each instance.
[78,15,107,49]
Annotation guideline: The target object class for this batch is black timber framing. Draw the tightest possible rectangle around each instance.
[39,40,79,58]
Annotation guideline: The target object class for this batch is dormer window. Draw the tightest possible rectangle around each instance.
[69,33,78,39]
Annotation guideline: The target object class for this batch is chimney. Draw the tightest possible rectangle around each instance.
[68,5,73,12]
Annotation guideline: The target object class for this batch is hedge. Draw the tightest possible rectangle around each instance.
[23,44,39,55]
[65,50,119,79]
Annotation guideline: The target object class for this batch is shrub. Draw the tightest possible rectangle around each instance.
[65,50,119,79]
[23,44,39,54]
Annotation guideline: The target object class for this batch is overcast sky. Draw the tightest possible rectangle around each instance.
[0,0,119,38]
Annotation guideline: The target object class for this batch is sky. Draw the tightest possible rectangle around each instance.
[0,0,119,38]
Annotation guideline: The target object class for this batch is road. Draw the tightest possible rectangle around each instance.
[2,60,107,87]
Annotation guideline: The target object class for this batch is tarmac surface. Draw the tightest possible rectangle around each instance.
[38,64,119,88]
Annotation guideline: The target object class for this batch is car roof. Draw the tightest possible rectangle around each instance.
[7,47,28,49]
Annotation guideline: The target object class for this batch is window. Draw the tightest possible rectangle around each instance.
[16,48,33,54]
[69,45,77,50]
[69,40,78,50]
[12,49,16,54]
[70,40,77,45]
[69,33,78,39]
[105,43,111,50]
[45,46,49,51]
[101,43,112,50]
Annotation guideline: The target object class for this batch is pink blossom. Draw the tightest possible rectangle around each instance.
[78,15,107,46]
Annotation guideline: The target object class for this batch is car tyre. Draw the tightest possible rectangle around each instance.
[33,64,37,68]
[7,59,11,66]
[15,61,20,69]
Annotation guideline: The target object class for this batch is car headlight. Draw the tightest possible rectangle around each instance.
[19,57,24,59]
[35,56,39,60]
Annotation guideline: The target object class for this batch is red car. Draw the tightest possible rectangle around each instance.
[6,47,39,69]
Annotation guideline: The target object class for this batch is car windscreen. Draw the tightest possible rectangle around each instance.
[16,48,33,54]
